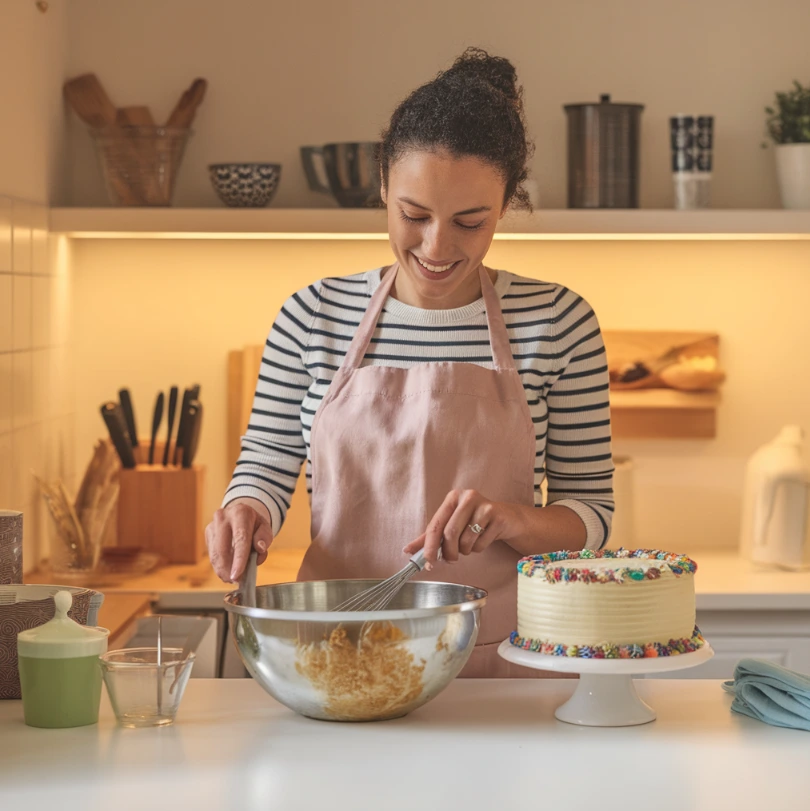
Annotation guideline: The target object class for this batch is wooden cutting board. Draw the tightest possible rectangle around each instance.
[227,345,312,549]
[227,345,264,472]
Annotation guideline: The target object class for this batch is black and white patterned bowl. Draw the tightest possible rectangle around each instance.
[208,163,282,207]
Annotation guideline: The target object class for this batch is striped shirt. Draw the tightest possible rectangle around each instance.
[223,267,615,550]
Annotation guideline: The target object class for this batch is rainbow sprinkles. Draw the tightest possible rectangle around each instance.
[509,626,706,659]
[515,548,698,584]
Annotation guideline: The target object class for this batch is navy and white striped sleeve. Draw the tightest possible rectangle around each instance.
[544,287,615,550]
[221,284,319,534]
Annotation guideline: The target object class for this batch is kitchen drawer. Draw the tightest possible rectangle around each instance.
[645,636,810,679]
[646,609,810,679]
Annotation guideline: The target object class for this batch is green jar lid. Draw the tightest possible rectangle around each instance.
[17,591,109,659]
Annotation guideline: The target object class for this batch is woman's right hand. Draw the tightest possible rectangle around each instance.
[205,499,273,583]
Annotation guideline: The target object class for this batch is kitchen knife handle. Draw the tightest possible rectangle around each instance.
[173,388,194,466]
[100,402,136,469]
[118,388,138,448]
[149,391,164,465]
[163,386,179,466]
[182,401,203,469]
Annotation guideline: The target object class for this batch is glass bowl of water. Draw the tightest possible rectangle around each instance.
[100,647,195,728]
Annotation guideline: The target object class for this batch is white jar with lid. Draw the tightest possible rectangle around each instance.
[17,590,110,728]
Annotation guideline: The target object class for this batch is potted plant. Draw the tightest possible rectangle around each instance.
[764,80,810,209]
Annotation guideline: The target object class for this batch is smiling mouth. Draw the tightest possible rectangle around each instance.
[414,256,460,273]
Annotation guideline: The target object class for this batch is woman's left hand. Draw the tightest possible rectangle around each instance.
[403,489,527,568]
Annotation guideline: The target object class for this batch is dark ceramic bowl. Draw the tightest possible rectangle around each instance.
[208,163,282,207]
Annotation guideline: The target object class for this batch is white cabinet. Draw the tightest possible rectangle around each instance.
[646,610,810,679]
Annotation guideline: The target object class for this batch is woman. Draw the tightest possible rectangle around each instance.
[206,47,614,677]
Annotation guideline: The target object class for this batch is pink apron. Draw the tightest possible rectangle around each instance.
[299,263,553,677]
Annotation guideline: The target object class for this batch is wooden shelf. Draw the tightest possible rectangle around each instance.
[48,207,810,240]
[610,390,721,439]
[610,389,721,410]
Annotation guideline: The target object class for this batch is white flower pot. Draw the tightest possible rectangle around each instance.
[775,143,810,209]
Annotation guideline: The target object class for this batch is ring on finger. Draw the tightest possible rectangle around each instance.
[468,522,485,535]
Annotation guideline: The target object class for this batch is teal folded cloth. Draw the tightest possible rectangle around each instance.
[722,658,810,732]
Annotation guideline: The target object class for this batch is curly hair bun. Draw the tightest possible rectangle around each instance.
[379,46,534,211]
[447,47,521,105]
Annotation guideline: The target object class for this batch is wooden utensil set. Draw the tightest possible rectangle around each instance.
[63,74,207,132]
[36,440,120,571]
[62,74,207,206]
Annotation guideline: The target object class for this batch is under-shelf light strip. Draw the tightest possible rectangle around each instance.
[58,231,810,241]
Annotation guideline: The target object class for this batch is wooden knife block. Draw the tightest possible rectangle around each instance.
[116,440,206,564]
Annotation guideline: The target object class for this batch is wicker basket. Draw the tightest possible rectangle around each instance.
[0,585,104,699]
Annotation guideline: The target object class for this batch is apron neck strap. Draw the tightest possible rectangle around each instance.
[478,264,515,372]
[341,263,515,374]
[340,263,399,374]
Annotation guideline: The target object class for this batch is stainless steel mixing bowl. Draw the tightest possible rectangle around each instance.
[224,580,486,722]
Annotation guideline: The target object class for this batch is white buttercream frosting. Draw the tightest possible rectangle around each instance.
[516,558,696,647]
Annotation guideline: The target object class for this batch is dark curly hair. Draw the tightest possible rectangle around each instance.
[379,47,535,211]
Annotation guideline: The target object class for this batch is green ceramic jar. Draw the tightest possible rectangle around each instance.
[17,590,110,728]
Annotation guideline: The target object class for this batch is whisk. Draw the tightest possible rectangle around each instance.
[332,549,430,612]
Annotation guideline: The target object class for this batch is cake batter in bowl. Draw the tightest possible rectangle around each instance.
[224,579,486,721]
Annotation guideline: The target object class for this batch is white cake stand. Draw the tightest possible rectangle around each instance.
[498,638,714,727]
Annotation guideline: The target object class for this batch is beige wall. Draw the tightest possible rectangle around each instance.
[64,0,810,209]
[0,0,68,203]
[71,237,810,555]
[0,1,72,573]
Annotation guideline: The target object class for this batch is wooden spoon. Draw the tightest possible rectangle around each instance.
[115,105,156,127]
[63,74,149,204]
[63,73,118,128]
[164,78,207,129]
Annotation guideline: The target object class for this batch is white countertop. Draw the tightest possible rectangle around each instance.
[28,549,810,615]
[693,552,810,610]
[82,550,810,613]
[1,678,807,811]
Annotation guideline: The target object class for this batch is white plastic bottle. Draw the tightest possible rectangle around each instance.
[739,425,810,570]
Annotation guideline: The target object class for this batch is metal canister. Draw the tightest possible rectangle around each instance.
[564,94,644,208]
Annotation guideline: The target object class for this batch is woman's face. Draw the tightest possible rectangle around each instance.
[382,149,507,309]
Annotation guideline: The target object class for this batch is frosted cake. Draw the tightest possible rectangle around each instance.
[510,549,705,658]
